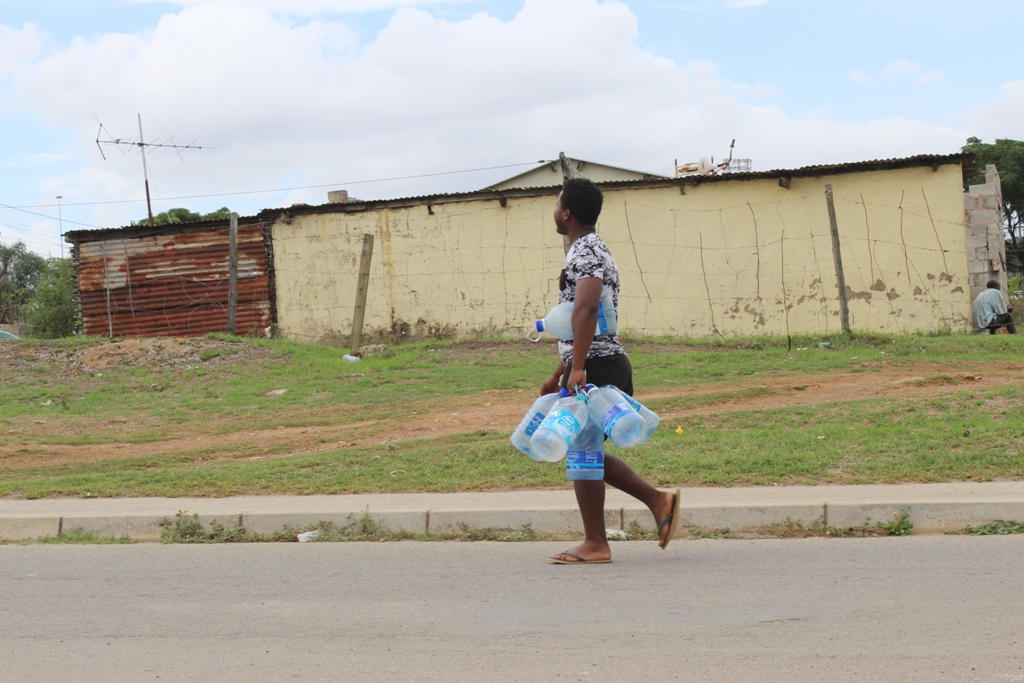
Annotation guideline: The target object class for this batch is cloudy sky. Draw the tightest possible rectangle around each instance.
[2,0,1022,256]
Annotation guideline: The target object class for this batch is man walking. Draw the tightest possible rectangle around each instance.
[540,177,680,564]
[972,279,1017,334]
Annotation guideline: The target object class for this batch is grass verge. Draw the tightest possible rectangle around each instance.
[2,333,1024,497]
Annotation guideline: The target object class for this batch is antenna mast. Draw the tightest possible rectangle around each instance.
[138,114,154,226]
[95,114,204,226]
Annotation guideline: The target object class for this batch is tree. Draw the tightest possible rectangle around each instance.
[22,258,80,338]
[962,137,1024,272]
[0,241,47,325]
[132,206,232,226]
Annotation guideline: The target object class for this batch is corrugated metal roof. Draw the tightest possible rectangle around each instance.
[483,156,669,190]
[73,223,275,338]
[254,152,977,219]
[63,153,976,238]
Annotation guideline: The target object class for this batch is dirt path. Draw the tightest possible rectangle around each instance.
[4,360,1021,471]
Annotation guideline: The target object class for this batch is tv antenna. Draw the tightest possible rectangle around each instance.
[674,139,736,178]
[95,114,204,226]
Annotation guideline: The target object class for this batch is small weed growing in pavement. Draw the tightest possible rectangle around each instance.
[34,528,132,544]
[949,520,1024,535]
[877,507,913,536]
[159,511,209,542]
[626,521,658,541]
[158,510,414,543]
[158,511,294,543]
[424,522,545,542]
[300,514,414,542]
[754,519,885,538]
[689,527,732,539]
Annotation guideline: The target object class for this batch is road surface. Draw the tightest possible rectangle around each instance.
[2,537,1022,682]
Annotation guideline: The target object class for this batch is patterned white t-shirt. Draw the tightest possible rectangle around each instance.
[557,232,626,365]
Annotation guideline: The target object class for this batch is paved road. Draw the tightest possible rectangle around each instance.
[2,537,1022,682]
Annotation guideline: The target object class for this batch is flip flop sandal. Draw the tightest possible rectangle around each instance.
[549,551,612,565]
[658,488,681,549]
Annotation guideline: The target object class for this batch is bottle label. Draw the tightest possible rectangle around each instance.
[601,402,632,432]
[566,449,604,476]
[524,411,545,437]
[597,300,608,335]
[540,409,582,445]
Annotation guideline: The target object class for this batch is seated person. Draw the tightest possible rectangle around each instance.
[972,279,1017,334]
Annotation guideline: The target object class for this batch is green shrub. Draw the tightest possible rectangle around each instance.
[22,258,80,338]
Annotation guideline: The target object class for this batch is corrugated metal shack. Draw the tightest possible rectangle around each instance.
[64,218,276,337]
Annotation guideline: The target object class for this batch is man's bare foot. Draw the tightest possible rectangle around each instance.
[550,540,612,564]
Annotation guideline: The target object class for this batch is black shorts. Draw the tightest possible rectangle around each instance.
[561,353,633,396]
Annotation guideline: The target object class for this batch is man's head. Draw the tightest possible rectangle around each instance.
[554,177,603,233]
[987,279,1001,290]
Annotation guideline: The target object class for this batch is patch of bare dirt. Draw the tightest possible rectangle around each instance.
[3,359,1022,472]
[0,337,273,373]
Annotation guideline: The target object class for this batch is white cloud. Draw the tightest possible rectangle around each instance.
[848,58,943,86]
[123,0,478,14]
[959,79,1024,141]
[5,0,969,230]
[0,23,41,79]
[678,0,768,8]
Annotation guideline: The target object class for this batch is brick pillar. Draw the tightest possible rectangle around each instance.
[964,164,1006,301]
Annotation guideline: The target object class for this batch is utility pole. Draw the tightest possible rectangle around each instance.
[137,115,154,226]
[55,195,64,258]
[95,115,204,226]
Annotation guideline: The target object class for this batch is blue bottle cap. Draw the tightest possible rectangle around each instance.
[535,320,545,333]
[558,388,573,398]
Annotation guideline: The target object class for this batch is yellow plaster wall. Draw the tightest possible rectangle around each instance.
[272,164,970,343]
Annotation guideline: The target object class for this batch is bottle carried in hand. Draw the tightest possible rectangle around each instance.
[529,388,589,462]
[582,384,645,449]
[510,391,562,462]
[612,387,660,445]
[565,418,604,480]
[526,294,617,342]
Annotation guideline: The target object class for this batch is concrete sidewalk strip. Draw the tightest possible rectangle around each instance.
[0,516,60,542]
[428,508,611,538]
[827,501,1024,531]
[1,482,1023,541]
[624,503,827,533]
[62,513,241,543]
[241,510,428,536]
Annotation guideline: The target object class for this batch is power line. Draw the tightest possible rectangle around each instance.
[5,160,547,209]
[0,203,106,229]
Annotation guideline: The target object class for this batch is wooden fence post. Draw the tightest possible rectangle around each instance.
[350,233,375,352]
[824,184,851,334]
[228,212,238,335]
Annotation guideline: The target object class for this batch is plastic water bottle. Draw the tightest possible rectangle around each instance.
[565,419,604,481]
[527,294,618,341]
[610,386,660,445]
[510,392,562,461]
[583,384,644,448]
[530,389,590,462]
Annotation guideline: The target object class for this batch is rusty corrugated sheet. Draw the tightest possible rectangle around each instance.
[73,224,274,337]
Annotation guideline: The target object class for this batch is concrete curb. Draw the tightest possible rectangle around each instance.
[3,483,1024,542]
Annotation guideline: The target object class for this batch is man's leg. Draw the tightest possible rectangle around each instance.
[989,313,1017,334]
[553,459,676,562]
[557,480,611,562]
[604,454,676,546]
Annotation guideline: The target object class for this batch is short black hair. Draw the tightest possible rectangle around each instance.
[561,177,604,225]
[987,279,1001,289]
